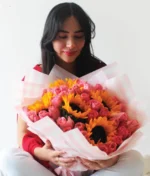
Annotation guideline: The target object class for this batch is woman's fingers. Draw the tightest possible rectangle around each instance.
[55,156,76,168]
[58,157,75,163]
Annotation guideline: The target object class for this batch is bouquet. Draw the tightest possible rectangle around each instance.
[16,63,147,175]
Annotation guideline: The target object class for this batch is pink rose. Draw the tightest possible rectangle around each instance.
[81,93,90,101]
[56,116,74,131]
[38,110,49,119]
[80,130,89,139]
[99,107,109,117]
[83,83,92,93]
[63,126,72,132]
[23,106,29,113]
[110,112,128,126]
[76,79,85,85]
[88,110,99,120]
[27,110,40,122]
[94,84,103,91]
[42,89,47,96]
[107,142,117,154]
[89,99,101,110]
[51,87,61,95]
[72,85,82,94]
[75,122,85,131]
[118,113,128,122]
[98,143,109,154]
[48,106,60,121]
[51,96,62,108]
[117,126,129,140]
[60,85,68,91]
[112,135,123,145]
[127,119,139,135]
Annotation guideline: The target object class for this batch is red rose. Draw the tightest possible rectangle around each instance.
[38,110,49,119]
[117,126,129,140]
[88,110,99,120]
[94,84,103,91]
[99,107,109,117]
[48,106,60,121]
[27,110,40,122]
[107,142,117,154]
[56,116,74,131]
[127,119,139,134]
[112,135,123,145]
[90,99,101,110]
[98,143,109,154]
[81,93,90,101]
[75,122,85,131]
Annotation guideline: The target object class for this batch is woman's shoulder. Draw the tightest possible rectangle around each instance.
[90,55,107,68]
[87,56,106,72]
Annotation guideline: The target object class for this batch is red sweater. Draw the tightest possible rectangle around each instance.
[21,65,51,169]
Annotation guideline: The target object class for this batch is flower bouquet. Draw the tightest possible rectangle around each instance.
[16,63,147,175]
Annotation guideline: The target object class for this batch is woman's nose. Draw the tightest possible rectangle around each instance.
[66,38,76,49]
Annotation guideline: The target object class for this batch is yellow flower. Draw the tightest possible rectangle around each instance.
[49,79,66,88]
[91,90,102,102]
[99,90,122,113]
[27,100,45,112]
[62,93,91,119]
[86,117,116,145]
[41,92,53,108]
[66,78,77,88]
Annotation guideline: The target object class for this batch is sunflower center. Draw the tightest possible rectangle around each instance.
[102,101,110,111]
[90,126,107,143]
[70,103,83,112]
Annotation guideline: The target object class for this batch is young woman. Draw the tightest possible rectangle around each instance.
[0,2,144,176]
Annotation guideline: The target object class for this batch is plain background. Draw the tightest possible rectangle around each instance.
[0,0,150,156]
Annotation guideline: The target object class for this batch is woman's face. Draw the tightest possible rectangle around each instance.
[52,16,85,63]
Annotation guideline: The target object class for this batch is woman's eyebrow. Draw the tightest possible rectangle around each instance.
[58,29,84,33]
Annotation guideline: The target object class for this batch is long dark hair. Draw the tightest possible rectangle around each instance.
[41,2,105,76]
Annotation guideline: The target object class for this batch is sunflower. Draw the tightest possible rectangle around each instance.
[49,79,66,88]
[66,78,78,88]
[62,93,91,118]
[98,90,122,113]
[91,90,102,102]
[41,92,53,108]
[27,100,45,112]
[86,117,117,145]
[49,78,78,89]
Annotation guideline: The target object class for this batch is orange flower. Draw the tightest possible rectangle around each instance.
[62,93,91,119]
[99,90,122,113]
[41,92,53,108]
[86,117,117,145]
[27,100,45,112]
[49,79,66,88]
[49,78,77,89]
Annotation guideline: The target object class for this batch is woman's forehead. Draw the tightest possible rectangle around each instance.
[60,16,83,32]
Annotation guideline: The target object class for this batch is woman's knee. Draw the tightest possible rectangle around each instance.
[0,147,32,172]
[123,150,144,169]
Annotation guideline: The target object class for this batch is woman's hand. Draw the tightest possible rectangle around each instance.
[34,140,76,168]
[79,156,119,170]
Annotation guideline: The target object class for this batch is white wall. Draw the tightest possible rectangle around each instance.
[0,0,150,153]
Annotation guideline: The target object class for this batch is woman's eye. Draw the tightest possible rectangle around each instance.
[58,36,67,39]
[74,35,84,39]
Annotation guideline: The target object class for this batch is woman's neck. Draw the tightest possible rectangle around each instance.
[55,57,76,75]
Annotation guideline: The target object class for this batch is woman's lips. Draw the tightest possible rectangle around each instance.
[63,51,77,56]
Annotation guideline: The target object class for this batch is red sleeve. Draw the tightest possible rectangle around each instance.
[22,132,50,169]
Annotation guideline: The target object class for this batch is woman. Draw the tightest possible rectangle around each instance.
[0,2,144,176]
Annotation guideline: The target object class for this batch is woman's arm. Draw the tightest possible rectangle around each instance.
[17,116,76,168]
[17,116,28,148]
